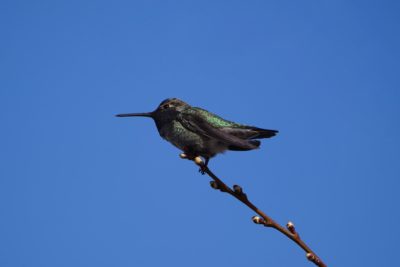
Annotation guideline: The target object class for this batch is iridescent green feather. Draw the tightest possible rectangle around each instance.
[192,107,242,128]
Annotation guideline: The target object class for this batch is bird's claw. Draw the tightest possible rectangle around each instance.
[194,156,207,175]
[180,153,207,174]
[198,167,206,175]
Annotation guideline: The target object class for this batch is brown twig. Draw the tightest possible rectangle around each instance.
[180,154,327,267]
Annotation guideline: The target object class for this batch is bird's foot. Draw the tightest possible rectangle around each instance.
[179,153,207,175]
[179,153,189,159]
[179,153,196,160]
[198,166,206,175]
[196,157,208,175]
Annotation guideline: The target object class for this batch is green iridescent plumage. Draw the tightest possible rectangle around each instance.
[191,107,241,128]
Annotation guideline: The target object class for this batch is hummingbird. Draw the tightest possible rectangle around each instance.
[116,98,278,171]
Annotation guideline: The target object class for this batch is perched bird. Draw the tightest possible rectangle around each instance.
[116,98,278,169]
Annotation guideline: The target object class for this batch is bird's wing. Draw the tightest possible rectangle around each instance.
[192,107,278,139]
[221,126,278,139]
[177,109,259,150]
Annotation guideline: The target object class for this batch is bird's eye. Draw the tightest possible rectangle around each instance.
[163,104,170,109]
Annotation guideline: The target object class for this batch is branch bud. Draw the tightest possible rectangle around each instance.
[252,216,265,225]
[233,184,248,200]
[286,221,297,235]
[233,185,243,194]
[210,181,219,190]
[306,253,317,262]
[194,156,204,166]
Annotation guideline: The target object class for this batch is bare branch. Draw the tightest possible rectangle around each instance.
[181,154,327,267]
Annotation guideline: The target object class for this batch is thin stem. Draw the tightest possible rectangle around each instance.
[185,155,326,267]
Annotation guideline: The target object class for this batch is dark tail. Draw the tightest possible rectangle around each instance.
[250,127,278,139]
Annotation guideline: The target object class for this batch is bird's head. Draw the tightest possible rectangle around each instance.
[115,98,190,120]
[155,98,190,114]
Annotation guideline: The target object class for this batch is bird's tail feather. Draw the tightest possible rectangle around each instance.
[228,140,260,151]
[250,127,278,139]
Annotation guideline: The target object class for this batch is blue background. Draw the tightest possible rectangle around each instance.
[1,1,399,266]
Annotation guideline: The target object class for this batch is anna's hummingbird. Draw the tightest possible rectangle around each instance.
[116,98,278,168]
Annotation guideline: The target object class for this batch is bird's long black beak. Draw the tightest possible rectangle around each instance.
[115,112,153,118]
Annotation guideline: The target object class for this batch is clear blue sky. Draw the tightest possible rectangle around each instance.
[1,1,399,266]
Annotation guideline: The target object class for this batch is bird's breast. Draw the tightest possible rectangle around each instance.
[158,120,229,158]
[159,120,204,150]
